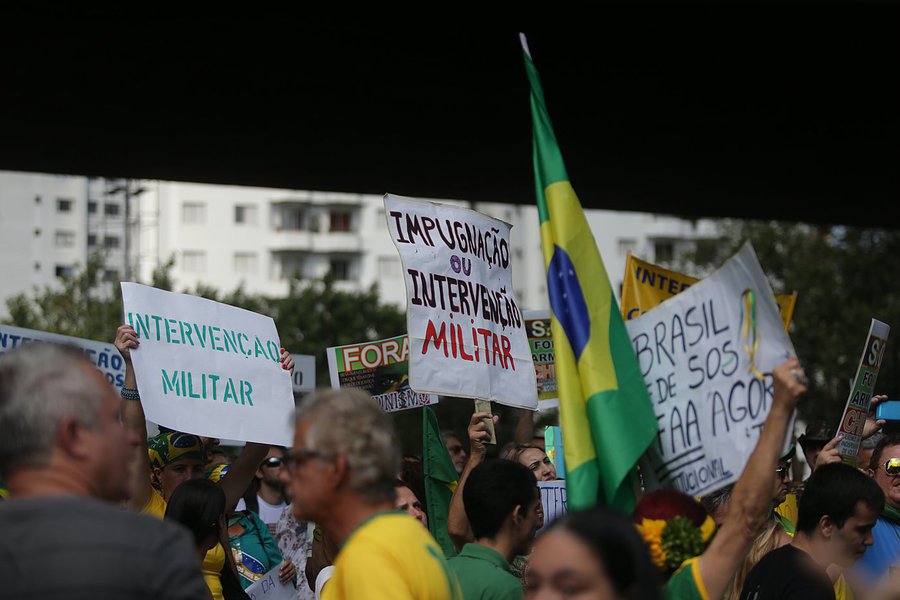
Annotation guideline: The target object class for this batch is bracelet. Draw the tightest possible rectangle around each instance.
[120,386,141,401]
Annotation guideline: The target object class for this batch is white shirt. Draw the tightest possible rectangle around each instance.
[235,495,288,526]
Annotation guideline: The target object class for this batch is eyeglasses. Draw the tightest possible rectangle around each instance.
[775,462,791,478]
[261,456,283,469]
[883,458,900,477]
[281,448,328,472]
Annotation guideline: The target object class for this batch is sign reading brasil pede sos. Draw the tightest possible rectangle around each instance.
[384,194,537,409]
[121,282,294,445]
[627,243,795,497]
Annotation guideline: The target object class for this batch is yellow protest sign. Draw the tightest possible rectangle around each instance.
[621,254,797,331]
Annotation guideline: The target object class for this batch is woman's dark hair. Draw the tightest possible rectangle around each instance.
[165,478,226,548]
[545,506,662,600]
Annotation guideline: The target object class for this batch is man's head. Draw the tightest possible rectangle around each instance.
[282,388,399,524]
[148,431,206,500]
[442,431,467,475]
[463,459,542,557]
[0,343,139,501]
[859,431,885,472]
[700,484,734,527]
[256,446,285,491]
[773,457,792,506]
[798,420,832,472]
[797,463,883,567]
[868,433,900,510]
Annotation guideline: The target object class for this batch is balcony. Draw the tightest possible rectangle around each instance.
[268,230,362,253]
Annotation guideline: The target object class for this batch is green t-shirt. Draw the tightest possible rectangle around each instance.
[447,543,523,600]
[666,558,708,600]
[229,510,284,590]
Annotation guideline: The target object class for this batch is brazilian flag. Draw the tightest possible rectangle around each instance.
[522,35,657,513]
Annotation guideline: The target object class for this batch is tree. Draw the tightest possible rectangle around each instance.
[686,221,900,423]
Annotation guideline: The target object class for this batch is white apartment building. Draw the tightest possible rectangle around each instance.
[0,170,719,318]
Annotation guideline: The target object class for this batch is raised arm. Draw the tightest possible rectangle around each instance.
[447,410,498,549]
[696,358,807,600]
[116,324,153,511]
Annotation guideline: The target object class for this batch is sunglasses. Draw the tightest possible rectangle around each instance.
[883,458,900,477]
[775,462,791,478]
[261,456,284,468]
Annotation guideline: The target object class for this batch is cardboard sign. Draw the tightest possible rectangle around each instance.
[327,334,437,413]
[384,194,537,409]
[0,324,126,389]
[121,283,294,445]
[836,319,890,462]
[290,354,316,395]
[245,566,295,600]
[626,243,795,496]
[621,253,798,331]
[537,480,567,534]
[525,310,558,410]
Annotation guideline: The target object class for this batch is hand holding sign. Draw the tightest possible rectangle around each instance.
[468,410,499,457]
[813,436,843,471]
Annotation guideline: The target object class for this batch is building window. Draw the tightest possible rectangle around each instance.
[182,251,207,273]
[103,269,120,282]
[234,252,258,275]
[329,258,351,281]
[235,205,258,225]
[654,241,675,263]
[54,230,76,248]
[55,265,74,278]
[377,256,399,279]
[182,202,207,224]
[57,198,73,213]
[618,238,637,257]
[104,236,120,249]
[329,211,352,233]
[104,203,120,217]
[88,201,98,214]
[281,207,305,231]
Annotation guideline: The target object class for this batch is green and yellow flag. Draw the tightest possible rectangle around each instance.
[423,405,459,557]
[522,35,657,512]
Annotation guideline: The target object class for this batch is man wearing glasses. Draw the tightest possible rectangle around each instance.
[855,433,900,586]
[279,388,460,599]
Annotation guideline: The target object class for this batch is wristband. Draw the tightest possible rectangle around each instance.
[120,386,141,401]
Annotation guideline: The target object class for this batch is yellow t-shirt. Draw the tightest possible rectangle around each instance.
[774,493,799,527]
[143,488,226,600]
[323,511,461,600]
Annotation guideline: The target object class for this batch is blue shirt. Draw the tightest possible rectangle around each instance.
[855,517,900,584]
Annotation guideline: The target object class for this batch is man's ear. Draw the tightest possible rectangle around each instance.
[868,468,876,478]
[819,514,836,539]
[57,417,90,459]
[510,503,524,527]
[330,454,349,489]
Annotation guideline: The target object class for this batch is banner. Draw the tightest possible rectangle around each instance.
[626,243,795,496]
[0,324,126,389]
[245,566,294,600]
[525,310,558,409]
[836,319,890,462]
[327,334,437,413]
[537,480,567,534]
[621,254,798,331]
[121,283,294,445]
[384,194,537,409]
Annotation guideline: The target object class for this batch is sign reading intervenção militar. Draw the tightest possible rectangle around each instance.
[384,194,537,409]
[121,283,294,445]
[626,243,795,497]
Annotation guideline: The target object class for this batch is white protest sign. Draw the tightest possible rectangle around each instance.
[627,243,794,496]
[291,354,316,395]
[537,480,567,534]
[0,324,126,389]
[121,283,294,445]
[245,566,295,600]
[384,194,537,409]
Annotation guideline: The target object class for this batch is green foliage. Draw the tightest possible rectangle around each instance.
[686,221,900,422]
[661,516,705,572]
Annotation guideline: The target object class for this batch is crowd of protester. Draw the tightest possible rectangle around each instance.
[3,325,900,600]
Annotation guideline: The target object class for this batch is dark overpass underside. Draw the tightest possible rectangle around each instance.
[1,5,897,228]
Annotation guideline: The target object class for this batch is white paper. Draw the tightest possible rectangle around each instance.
[384,194,537,409]
[245,566,295,600]
[121,283,294,445]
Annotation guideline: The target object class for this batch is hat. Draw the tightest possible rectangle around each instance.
[633,489,716,575]
[798,420,833,449]
[147,432,205,470]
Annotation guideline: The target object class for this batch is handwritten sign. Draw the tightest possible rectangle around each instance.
[626,243,795,496]
[0,324,126,389]
[621,253,798,331]
[537,480,567,534]
[327,334,437,413]
[121,283,294,445]
[384,194,537,409]
[525,310,558,410]
[245,566,295,600]
[836,319,890,462]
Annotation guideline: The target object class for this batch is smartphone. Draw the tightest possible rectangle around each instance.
[875,401,900,421]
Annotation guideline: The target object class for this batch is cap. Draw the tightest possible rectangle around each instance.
[798,419,833,448]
